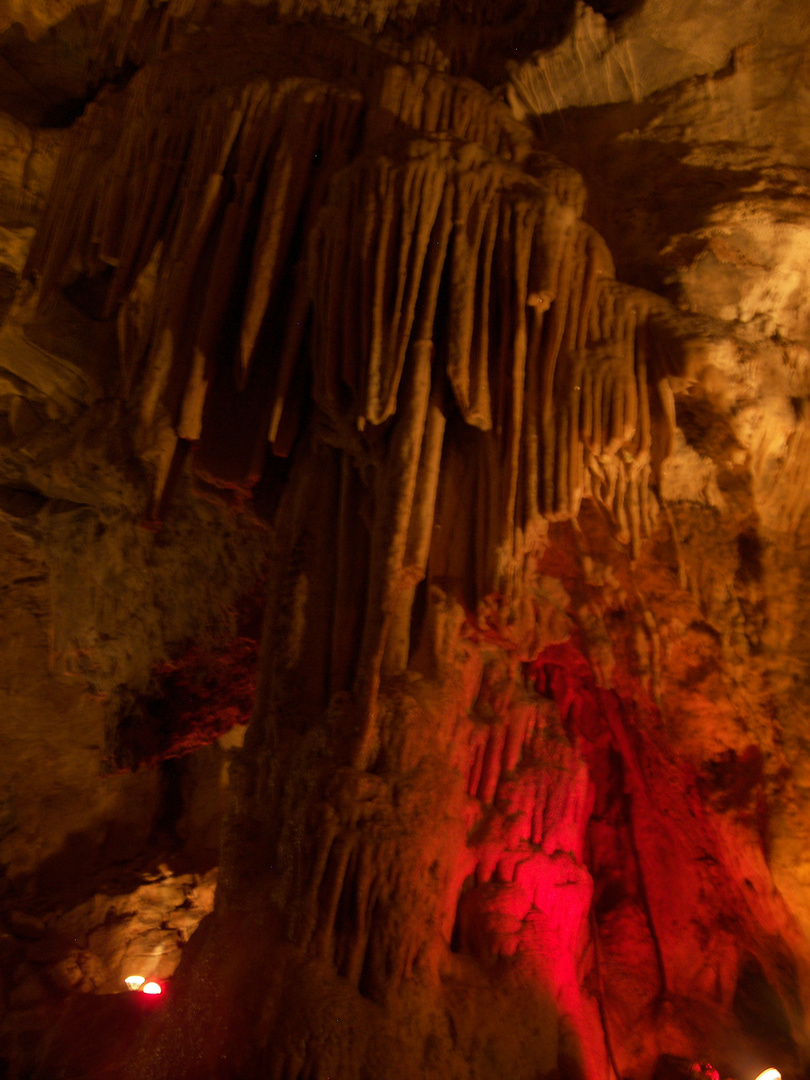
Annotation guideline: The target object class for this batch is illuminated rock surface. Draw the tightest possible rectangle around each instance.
[1,1,809,1078]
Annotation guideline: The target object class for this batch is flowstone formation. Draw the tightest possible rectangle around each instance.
[5,2,810,1079]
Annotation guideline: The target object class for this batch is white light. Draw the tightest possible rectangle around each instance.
[142,981,162,995]
[124,975,145,991]
[754,1070,781,1080]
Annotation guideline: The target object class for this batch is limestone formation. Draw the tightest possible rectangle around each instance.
[2,2,810,1080]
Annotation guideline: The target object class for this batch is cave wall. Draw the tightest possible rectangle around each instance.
[0,82,273,1058]
[2,1,810,1078]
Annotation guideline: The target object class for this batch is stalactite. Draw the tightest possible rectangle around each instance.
[309,130,682,630]
[476,723,508,804]
[349,339,434,768]
[313,831,357,961]
[25,19,722,804]
[339,840,375,983]
[27,19,697,567]
[382,382,447,675]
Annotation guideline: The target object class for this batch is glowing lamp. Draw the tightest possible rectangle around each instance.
[124,975,145,991]
[754,1070,781,1080]
[142,981,162,995]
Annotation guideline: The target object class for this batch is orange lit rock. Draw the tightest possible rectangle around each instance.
[3,3,810,1080]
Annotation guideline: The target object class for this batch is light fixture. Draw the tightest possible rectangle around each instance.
[142,981,163,995]
[754,1070,781,1080]
[124,975,145,991]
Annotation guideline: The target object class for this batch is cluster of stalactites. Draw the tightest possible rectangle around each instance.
[25,20,687,568]
[24,29,585,506]
[309,133,675,561]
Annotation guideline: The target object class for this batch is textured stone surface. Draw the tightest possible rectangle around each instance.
[2,1,810,1078]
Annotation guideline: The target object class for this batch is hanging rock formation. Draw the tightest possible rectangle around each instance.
[24,15,728,746]
[2,1,810,1079]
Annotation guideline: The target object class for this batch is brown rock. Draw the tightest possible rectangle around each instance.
[2,3,810,1080]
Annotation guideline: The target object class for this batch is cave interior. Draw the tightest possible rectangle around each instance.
[1,0,810,1078]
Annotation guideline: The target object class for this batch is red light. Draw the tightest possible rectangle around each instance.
[142,982,162,995]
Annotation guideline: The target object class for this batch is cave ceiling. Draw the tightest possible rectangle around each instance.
[1,1,810,1079]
